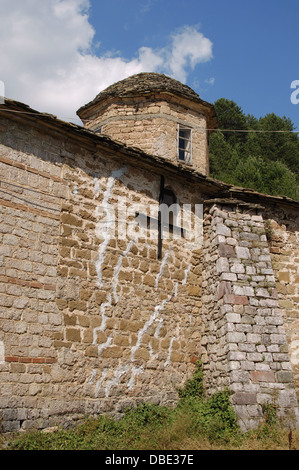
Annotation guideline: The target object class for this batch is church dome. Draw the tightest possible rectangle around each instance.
[76,72,217,177]
[77,73,212,115]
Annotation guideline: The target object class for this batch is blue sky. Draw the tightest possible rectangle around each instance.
[88,0,299,129]
[1,0,299,131]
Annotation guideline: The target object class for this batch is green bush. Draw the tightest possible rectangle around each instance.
[4,361,292,450]
[177,361,240,444]
[178,360,204,400]
[121,402,173,429]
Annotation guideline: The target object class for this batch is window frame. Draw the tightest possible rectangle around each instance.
[177,125,192,164]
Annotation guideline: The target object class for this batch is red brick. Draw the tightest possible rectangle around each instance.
[223,294,248,305]
[32,358,46,364]
[19,357,33,363]
[217,281,232,300]
[218,244,236,258]
[5,356,19,363]
[5,356,57,364]
[250,371,275,383]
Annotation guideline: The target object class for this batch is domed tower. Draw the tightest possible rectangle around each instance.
[77,73,217,176]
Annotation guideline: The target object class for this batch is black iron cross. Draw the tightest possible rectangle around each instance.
[136,176,185,260]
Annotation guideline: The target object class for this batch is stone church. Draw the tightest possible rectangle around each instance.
[0,72,298,432]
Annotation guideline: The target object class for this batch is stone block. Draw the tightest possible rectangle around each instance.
[216,257,230,273]
[188,285,201,296]
[250,371,275,382]
[247,333,262,346]
[218,243,235,258]
[217,281,232,300]
[85,346,99,357]
[233,285,246,296]
[65,328,81,342]
[220,272,237,282]
[232,392,257,405]
[230,370,251,383]
[278,272,290,283]
[270,334,287,345]
[226,331,246,343]
[63,314,77,326]
[101,346,123,358]
[143,273,155,287]
[226,312,241,323]
[256,288,271,298]
[247,352,263,362]
[60,213,82,228]
[223,294,248,306]
[235,246,250,259]
[231,263,245,274]
[215,223,231,237]
[276,371,294,383]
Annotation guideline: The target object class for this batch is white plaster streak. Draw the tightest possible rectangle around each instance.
[93,294,112,345]
[97,336,113,356]
[131,296,171,361]
[95,368,108,398]
[127,366,143,390]
[104,364,130,397]
[93,238,133,362]
[91,293,114,365]
[155,249,171,289]
[154,319,163,338]
[93,172,102,194]
[111,258,192,393]
[113,240,133,303]
[95,167,127,287]
[182,264,191,285]
[88,369,97,384]
[149,342,154,358]
[164,337,175,368]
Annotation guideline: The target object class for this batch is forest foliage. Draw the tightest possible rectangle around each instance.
[209,98,299,200]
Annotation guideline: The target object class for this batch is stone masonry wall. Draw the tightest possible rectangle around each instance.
[0,116,202,432]
[263,206,299,395]
[201,199,299,431]
[1,113,299,434]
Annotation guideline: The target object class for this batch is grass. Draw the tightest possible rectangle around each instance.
[1,362,298,451]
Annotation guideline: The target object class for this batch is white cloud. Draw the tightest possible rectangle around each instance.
[165,26,213,83]
[0,0,213,123]
[205,77,215,86]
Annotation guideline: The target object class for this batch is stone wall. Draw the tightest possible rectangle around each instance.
[263,205,299,395]
[1,111,299,434]
[0,116,202,432]
[201,199,299,431]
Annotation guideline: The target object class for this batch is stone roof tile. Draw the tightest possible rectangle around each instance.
[77,72,213,115]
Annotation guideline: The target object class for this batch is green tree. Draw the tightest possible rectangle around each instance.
[252,113,299,173]
[210,98,299,200]
[213,98,248,147]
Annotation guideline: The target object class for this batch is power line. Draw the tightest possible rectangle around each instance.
[0,107,80,123]
[0,178,61,199]
[0,188,60,213]
[0,106,298,133]
[208,128,299,134]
